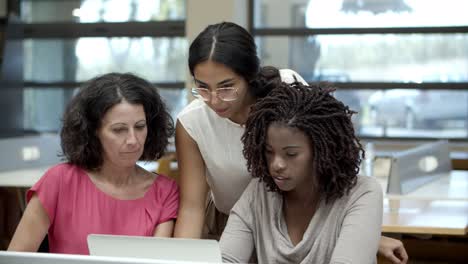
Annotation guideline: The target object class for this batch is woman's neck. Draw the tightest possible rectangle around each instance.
[94,163,139,187]
[229,108,250,124]
[229,93,256,125]
[284,172,319,207]
[283,185,320,246]
[284,186,319,209]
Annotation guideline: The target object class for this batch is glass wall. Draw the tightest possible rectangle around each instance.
[21,0,185,23]
[24,38,187,83]
[252,0,468,139]
[19,0,186,134]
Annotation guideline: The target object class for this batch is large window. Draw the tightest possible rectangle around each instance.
[20,0,187,133]
[21,0,185,23]
[251,0,468,140]
[24,38,186,83]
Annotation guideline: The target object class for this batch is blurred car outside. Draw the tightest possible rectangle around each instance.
[368,89,468,129]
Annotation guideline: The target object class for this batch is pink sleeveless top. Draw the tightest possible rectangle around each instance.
[27,163,179,255]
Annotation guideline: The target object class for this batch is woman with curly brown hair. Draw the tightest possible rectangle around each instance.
[8,73,179,255]
[220,81,383,263]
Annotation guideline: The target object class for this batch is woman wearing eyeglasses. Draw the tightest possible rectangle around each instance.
[173,22,408,264]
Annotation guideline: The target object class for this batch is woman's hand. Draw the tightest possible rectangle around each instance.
[378,236,408,264]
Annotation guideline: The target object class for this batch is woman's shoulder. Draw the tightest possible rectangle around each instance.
[42,163,84,180]
[279,68,308,85]
[246,177,265,191]
[177,99,218,130]
[27,163,85,202]
[177,99,209,118]
[232,178,279,221]
[150,173,179,198]
[354,176,382,193]
[153,173,178,189]
[345,176,383,204]
[176,99,230,140]
[238,178,269,203]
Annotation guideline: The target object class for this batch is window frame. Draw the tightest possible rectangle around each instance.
[248,0,468,141]
[21,20,186,89]
[14,0,186,134]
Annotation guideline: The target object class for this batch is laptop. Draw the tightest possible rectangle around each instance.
[87,234,222,263]
[0,251,197,264]
[386,140,451,195]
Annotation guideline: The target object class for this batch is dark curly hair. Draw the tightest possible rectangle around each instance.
[60,72,174,171]
[241,82,364,203]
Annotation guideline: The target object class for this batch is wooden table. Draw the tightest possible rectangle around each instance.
[377,171,468,235]
[382,198,468,235]
[0,167,49,188]
[0,161,159,188]
[376,171,468,262]
[0,167,50,212]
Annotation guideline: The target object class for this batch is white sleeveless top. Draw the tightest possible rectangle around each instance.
[177,69,307,214]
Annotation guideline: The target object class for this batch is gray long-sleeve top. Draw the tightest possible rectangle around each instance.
[219,176,383,264]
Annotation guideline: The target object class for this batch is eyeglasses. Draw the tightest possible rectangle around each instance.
[191,87,239,102]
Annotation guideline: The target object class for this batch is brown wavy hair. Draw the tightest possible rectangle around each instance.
[60,73,174,170]
[242,81,363,203]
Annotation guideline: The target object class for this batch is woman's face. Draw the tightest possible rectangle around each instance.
[193,60,254,123]
[97,100,147,168]
[265,122,315,195]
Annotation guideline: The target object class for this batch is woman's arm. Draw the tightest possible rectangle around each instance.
[219,211,255,263]
[330,179,383,264]
[8,194,50,252]
[219,182,255,263]
[153,220,175,237]
[173,121,210,238]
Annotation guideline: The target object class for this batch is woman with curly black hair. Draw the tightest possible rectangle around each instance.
[220,82,383,263]
[175,21,407,264]
[8,73,179,255]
